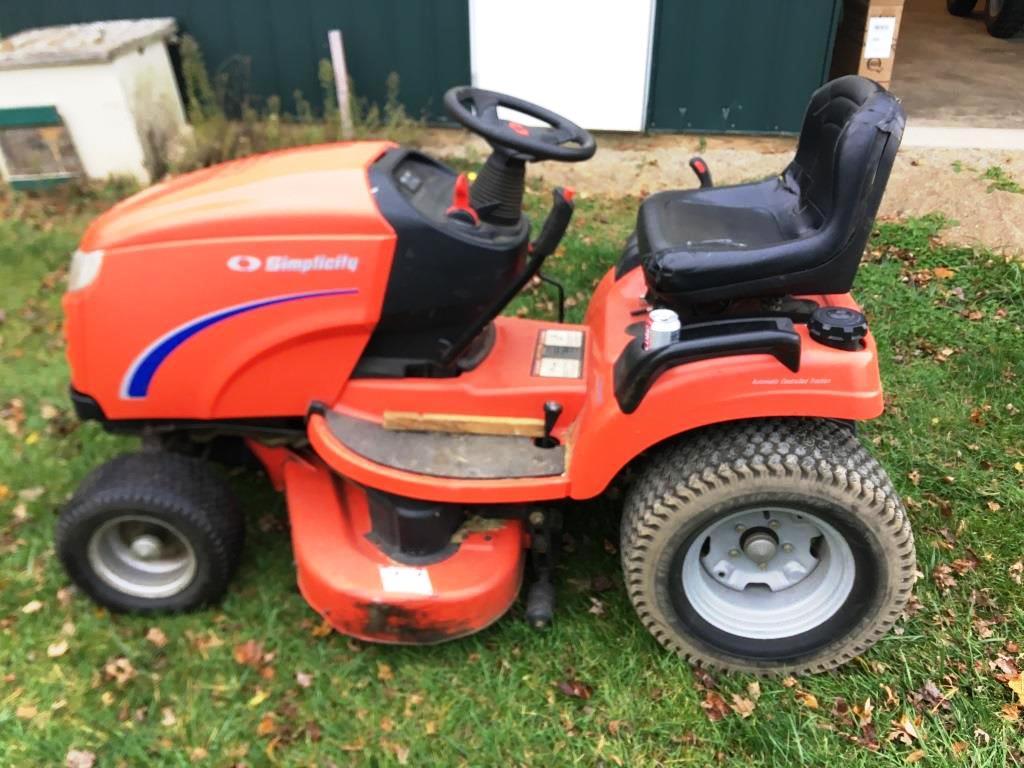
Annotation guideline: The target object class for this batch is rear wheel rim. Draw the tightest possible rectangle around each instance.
[87,514,197,598]
[681,506,855,639]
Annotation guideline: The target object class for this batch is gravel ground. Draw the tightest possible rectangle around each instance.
[423,129,1024,255]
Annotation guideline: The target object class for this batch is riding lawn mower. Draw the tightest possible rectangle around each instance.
[56,75,914,675]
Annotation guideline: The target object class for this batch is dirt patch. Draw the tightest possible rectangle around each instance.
[421,128,1024,255]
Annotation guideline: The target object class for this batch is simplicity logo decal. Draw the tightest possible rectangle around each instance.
[227,254,360,274]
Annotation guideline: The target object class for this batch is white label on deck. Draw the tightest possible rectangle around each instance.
[379,566,433,595]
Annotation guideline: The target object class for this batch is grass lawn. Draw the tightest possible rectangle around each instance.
[1,182,1023,767]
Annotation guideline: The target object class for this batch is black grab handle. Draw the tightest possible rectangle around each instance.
[530,187,575,258]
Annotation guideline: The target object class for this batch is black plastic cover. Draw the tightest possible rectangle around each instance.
[614,317,802,413]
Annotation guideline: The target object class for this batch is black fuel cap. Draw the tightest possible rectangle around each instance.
[808,307,868,351]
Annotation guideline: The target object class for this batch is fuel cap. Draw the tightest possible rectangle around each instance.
[808,307,868,351]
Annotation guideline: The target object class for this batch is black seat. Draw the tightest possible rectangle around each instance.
[638,76,906,307]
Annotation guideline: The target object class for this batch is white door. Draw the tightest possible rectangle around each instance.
[468,0,657,132]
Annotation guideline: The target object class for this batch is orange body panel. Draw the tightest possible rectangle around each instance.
[282,453,524,643]
[567,269,883,499]
[309,267,882,504]
[64,142,397,419]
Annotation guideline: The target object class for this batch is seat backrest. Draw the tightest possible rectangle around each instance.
[786,75,905,268]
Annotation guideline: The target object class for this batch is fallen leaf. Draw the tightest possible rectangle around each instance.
[189,746,209,762]
[747,681,761,701]
[906,749,926,763]
[310,618,333,637]
[556,679,593,700]
[146,627,168,648]
[781,675,798,688]
[950,556,977,575]
[103,656,136,685]
[795,690,819,709]
[233,640,264,668]
[247,688,269,708]
[65,750,97,768]
[161,707,177,727]
[256,713,276,736]
[700,690,730,721]
[1009,561,1023,585]
[999,703,1020,722]
[887,713,921,745]
[1007,675,1024,703]
[931,563,957,591]
[21,599,43,614]
[16,704,38,719]
[47,640,69,658]
[18,486,44,501]
[730,694,756,718]
[295,671,313,688]
[932,267,956,279]
[377,662,394,682]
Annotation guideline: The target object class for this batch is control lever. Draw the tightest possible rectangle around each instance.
[530,187,575,258]
[689,156,713,188]
[445,173,480,225]
[536,400,563,448]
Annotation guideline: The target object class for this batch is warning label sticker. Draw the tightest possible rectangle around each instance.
[379,566,433,595]
[532,329,585,379]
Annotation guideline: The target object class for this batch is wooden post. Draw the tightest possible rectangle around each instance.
[327,29,354,140]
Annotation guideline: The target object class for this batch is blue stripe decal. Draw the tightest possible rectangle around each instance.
[121,289,358,399]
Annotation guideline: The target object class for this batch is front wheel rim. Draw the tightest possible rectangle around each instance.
[681,506,856,639]
[87,514,197,598]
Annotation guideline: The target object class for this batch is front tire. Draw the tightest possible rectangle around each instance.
[57,452,244,613]
[947,0,979,16]
[985,0,1024,37]
[621,419,915,675]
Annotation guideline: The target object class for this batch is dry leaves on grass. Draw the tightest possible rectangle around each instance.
[65,750,96,768]
[794,690,819,709]
[146,627,168,648]
[103,656,136,686]
[47,639,69,658]
[556,679,593,700]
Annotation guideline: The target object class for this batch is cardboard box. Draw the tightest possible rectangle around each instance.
[829,0,905,86]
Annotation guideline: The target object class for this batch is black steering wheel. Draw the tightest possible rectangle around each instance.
[443,86,596,163]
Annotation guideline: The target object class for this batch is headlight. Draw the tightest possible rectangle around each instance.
[67,249,104,291]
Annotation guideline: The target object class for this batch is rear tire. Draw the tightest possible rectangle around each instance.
[620,419,916,675]
[948,0,979,16]
[57,452,244,613]
[985,0,1024,37]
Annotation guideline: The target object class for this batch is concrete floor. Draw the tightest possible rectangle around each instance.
[891,0,1024,128]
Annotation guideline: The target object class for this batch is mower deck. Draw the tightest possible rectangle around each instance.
[283,455,524,643]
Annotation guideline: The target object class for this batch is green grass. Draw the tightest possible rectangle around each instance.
[1,187,1023,767]
[982,165,1023,194]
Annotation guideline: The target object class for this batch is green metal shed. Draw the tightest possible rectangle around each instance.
[0,0,471,121]
[646,0,844,133]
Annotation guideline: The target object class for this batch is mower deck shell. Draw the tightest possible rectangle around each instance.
[282,454,524,643]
